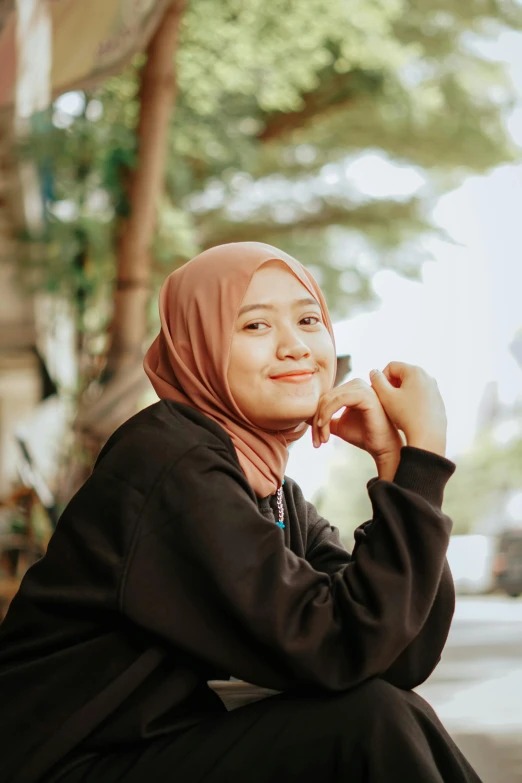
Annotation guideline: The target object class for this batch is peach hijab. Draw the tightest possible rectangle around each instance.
[144,242,336,498]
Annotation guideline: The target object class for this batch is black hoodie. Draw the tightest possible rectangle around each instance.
[0,400,456,783]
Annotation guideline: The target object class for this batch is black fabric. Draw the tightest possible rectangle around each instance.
[0,401,458,783]
[45,680,482,783]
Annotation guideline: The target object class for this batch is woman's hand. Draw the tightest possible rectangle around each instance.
[370,362,447,457]
[310,378,403,480]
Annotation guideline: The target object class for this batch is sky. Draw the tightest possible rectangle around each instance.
[288,30,522,496]
[335,162,522,456]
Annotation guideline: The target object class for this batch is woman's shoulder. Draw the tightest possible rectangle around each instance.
[93,400,238,488]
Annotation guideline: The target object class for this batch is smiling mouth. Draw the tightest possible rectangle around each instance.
[270,371,316,383]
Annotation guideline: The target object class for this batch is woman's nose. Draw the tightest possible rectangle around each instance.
[276,332,311,361]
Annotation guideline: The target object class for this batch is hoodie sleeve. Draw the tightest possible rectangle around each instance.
[305,446,456,689]
[121,443,454,694]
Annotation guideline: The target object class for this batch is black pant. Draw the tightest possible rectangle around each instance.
[46,679,483,783]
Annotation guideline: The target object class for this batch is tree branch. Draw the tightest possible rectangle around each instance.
[257,69,381,143]
[197,197,428,248]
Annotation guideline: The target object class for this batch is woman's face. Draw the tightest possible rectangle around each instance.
[228,261,336,430]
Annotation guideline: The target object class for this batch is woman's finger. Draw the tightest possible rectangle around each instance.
[306,415,321,448]
[317,400,365,445]
[315,386,365,425]
[320,417,331,444]
[326,414,347,442]
[382,361,410,387]
[314,379,379,446]
[311,417,318,447]
[311,408,321,449]
[319,409,333,444]
[317,385,377,430]
[370,368,395,399]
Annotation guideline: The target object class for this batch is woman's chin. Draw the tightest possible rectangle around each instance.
[260,403,318,431]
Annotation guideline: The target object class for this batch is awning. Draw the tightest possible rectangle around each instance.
[0,0,172,115]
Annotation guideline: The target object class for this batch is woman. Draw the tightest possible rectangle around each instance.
[0,242,481,783]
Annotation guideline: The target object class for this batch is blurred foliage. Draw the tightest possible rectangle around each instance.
[443,432,522,535]
[315,429,522,539]
[16,0,522,359]
[313,441,376,543]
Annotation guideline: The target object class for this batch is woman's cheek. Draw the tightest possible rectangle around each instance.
[246,339,272,375]
[314,331,336,385]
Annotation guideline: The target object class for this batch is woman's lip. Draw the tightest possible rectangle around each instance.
[270,372,315,383]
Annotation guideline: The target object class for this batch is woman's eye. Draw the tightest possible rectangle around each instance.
[300,316,320,326]
[245,322,268,331]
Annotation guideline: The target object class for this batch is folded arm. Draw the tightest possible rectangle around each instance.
[305,447,456,689]
[122,445,454,693]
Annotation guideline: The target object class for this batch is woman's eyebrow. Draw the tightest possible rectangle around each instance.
[238,297,319,317]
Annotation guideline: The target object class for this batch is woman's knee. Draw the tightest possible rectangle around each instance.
[351,678,444,733]
[351,677,407,707]
[333,677,419,730]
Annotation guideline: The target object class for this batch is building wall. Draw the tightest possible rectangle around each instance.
[0,111,41,499]
[0,352,42,497]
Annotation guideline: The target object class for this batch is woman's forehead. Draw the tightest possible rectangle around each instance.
[243,261,314,300]
[166,244,326,325]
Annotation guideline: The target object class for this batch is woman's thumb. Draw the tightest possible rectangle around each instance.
[369,368,392,395]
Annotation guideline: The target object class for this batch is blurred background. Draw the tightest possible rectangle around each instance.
[0,1,521,780]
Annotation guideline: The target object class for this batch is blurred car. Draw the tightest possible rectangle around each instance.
[493,528,522,598]
[446,534,496,595]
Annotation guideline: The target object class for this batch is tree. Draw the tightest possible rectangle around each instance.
[314,429,522,539]
[443,432,522,535]
[45,0,521,309]
[312,442,376,545]
[15,0,522,492]
[106,0,185,381]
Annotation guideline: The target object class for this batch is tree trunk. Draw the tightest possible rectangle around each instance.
[106,0,185,378]
[64,1,185,495]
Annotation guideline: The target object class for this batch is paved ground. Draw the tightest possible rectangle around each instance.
[416,595,522,783]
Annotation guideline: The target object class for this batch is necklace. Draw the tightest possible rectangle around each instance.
[275,479,285,529]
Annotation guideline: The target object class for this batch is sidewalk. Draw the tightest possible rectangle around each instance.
[416,596,522,783]
[452,731,522,783]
